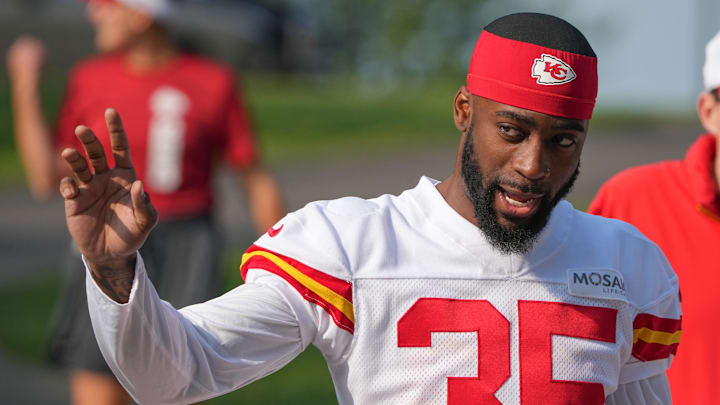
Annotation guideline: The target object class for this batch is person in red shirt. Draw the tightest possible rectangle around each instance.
[588,30,720,404]
[6,1,284,404]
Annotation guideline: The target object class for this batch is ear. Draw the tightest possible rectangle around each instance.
[697,92,720,134]
[453,86,472,133]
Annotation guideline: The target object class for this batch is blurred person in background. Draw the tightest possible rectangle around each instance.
[5,0,285,404]
[588,30,720,404]
[55,13,680,404]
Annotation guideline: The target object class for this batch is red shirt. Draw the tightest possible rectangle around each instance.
[589,134,720,403]
[55,53,258,219]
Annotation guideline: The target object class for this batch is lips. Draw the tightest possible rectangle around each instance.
[496,186,544,218]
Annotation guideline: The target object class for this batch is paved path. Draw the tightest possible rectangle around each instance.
[0,126,701,404]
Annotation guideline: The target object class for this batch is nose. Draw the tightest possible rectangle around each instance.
[512,136,550,181]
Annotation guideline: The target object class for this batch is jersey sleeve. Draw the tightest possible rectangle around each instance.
[240,201,356,362]
[218,74,258,169]
[606,373,672,405]
[618,245,682,385]
[86,252,312,404]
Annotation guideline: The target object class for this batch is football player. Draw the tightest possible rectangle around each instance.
[57,12,680,404]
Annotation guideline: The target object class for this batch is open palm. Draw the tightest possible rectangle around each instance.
[60,108,157,265]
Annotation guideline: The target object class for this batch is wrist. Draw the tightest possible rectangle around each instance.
[10,76,41,99]
[86,253,138,304]
[9,68,40,82]
[86,253,137,273]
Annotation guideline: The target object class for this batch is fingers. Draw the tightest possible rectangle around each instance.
[105,108,134,169]
[130,181,158,233]
[61,148,93,183]
[59,176,79,200]
[75,125,109,174]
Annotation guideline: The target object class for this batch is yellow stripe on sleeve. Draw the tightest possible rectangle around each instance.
[633,327,682,345]
[241,251,354,323]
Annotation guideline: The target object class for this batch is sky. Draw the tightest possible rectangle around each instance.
[508,0,720,113]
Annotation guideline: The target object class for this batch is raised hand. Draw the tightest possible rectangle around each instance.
[60,108,157,302]
[6,36,47,83]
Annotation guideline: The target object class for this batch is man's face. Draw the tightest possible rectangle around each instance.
[461,96,588,253]
[86,2,150,53]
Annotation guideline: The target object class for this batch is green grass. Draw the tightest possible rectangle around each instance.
[0,148,24,187]
[242,74,459,166]
[0,275,61,361]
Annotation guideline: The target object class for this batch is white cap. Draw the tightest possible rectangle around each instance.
[703,31,720,91]
[85,0,172,20]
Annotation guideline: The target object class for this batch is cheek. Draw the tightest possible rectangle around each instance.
[471,128,511,169]
[95,24,132,52]
[550,154,577,171]
[710,109,720,130]
[548,157,580,190]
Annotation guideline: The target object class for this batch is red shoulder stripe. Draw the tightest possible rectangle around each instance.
[632,341,679,362]
[633,313,681,333]
[240,245,354,334]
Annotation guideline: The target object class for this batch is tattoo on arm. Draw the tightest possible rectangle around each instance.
[89,256,136,304]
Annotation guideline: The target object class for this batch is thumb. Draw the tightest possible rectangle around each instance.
[130,180,158,233]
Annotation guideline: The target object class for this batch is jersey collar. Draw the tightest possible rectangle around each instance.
[409,176,573,274]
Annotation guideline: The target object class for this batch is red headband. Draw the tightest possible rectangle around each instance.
[467,30,597,119]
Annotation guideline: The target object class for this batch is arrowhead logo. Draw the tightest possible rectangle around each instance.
[531,54,576,85]
[267,224,283,237]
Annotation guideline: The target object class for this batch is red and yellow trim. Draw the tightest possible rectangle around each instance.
[632,313,681,361]
[240,245,354,333]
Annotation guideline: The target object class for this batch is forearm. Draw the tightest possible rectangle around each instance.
[244,168,285,233]
[85,254,307,404]
[10,77,61,199]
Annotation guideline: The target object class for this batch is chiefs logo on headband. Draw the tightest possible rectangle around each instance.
[531,54,577,85]
[466,31,597,119]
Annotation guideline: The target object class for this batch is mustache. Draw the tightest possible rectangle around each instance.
[491,177,549,196]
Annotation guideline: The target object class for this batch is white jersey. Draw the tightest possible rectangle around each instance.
[86,176,681,405]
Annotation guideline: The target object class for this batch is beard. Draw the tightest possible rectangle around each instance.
[460,126,579,254]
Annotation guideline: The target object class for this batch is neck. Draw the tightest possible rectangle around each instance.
[437,141,477,226]
[123,27,177,73]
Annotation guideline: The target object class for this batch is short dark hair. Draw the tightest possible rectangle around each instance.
[710,88,720,101]
[484,13,595,57]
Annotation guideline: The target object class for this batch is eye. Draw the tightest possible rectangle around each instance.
[497,124,523,140]
[554,134,577,148]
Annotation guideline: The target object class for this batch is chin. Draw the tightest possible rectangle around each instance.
[95,34,127,54]
[497,214,533,229]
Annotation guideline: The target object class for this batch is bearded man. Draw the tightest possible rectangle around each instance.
[56,12,680,404]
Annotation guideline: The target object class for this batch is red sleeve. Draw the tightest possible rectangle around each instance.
[53,67,84,153]
[220,76,258,169]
